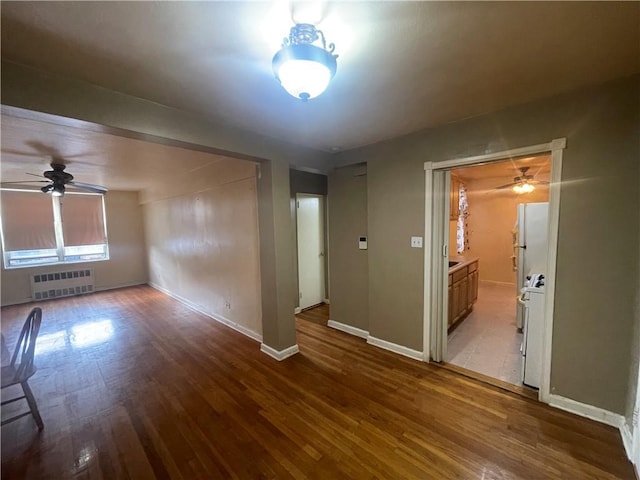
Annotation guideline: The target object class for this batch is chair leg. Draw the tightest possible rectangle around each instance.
[21,381,43,431]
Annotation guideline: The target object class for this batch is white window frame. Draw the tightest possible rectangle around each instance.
[1,189,109,269]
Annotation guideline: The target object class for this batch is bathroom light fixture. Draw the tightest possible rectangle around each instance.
[272,23,338,101]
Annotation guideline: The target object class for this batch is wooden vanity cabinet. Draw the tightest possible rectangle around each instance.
[447,259,479,331]
[467,261,479,305]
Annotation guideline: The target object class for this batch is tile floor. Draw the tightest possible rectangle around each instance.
[446,281,524,386]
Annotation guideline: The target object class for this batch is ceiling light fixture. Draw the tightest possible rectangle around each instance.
[512,182,535,194]
[272,23,338,101]
[42,182,66,197]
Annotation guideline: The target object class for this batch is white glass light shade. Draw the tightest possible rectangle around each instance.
[513,182,535,194]
[273,40,337,101]
[278,59,332,100]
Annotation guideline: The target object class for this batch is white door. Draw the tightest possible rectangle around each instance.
[296,194,325,309]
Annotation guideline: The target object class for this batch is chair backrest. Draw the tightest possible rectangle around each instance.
[9,307,42,381]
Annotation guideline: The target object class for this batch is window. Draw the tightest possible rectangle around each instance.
[1,189,109,268]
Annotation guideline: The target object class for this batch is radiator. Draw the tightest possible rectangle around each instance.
[31,268,94,300]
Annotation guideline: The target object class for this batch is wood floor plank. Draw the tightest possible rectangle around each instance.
[1,286,635,479]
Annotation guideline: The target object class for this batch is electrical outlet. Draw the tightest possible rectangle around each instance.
[411,236,423,248]
[225,302,231,309]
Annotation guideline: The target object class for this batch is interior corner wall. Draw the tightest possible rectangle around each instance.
[143,165,262,339]
[0,190,147,306]
[333,74,640,414]
[328,164,369,331]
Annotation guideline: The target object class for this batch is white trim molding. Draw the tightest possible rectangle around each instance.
[423,161,434,362]
[621,423,634,463]
[260,343,300,361]
[149,282,262,343]
[294,307,302,314]
[538,139,564,404]
[323,298,330,304]
[548,394,625,429]
[366,336,423,361]
[327,320,369,339]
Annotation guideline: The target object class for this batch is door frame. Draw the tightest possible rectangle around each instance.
[295,193,326,311]
[423,138,565,403]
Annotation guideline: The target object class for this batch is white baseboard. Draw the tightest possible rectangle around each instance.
[294,307,302,314]
[327,320,368,339]
[479,280,516,287]
[260,343,299,361]
[548,394,625,429]
[149,282,262,343]
[366,335,423,361]
[621,422,634,462]
[323,298,330,304]
[547,394,638,465]
[96,281,148,293]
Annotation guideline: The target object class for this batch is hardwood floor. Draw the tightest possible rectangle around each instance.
[1,286,634,479]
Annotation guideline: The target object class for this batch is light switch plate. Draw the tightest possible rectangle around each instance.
[411,236,423,248]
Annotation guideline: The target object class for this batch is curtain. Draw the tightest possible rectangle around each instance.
[0,190,56,251]
[456,184,468,254]
[60,194,106,246]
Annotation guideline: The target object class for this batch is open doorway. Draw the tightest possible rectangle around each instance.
[296,193,326,311]
[424,138,565,403]
[445,156,550,389]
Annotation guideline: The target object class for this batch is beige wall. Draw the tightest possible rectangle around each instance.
[1,190,147,306]
[328,164,369,331]
[464,178,548,284]
[367,156,426,350]
[143,160,262,339]
[333,75,640,414]
[626,158,640,429]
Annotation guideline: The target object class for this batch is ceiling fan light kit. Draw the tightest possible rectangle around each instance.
[512,182,535,194]
[272,23,338,101]
[41,182,66,197]
[495,166,547,194]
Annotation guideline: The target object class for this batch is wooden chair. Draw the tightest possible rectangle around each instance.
[1,307,44,430]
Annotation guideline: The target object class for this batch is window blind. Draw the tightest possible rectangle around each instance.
[1,190,56,251]
[60,194,106,246]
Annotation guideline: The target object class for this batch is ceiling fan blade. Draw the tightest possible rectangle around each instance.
[1,180,49,185]
[68,181,108,194]
[530,180,549,185]
[495,182,516,189]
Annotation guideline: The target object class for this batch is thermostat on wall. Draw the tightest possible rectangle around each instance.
[359,236,368,250]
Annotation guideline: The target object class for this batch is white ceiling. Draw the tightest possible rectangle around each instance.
[0,2,638,191]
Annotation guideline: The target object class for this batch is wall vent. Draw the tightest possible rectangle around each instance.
[31,268,94,300]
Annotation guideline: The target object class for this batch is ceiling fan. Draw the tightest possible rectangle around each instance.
[1,163,108,197]
[495,166,548,194]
